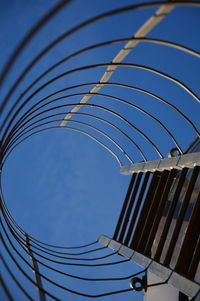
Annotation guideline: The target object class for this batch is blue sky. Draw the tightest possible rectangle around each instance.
[0,1,199,300]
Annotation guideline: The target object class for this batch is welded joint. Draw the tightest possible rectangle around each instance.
[98,234,111,247]
[108,240,122,251]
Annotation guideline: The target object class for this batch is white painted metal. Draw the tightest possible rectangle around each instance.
[60,3,176,127]
[98,235,200,299]
[120,152,200,175]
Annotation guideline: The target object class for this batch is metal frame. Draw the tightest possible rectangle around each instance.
[99,235,200,299]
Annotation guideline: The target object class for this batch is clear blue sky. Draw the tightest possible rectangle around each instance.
[0,0,199,300]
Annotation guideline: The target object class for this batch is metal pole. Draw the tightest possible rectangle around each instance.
[25,234,46,301]
[60,2,176,126]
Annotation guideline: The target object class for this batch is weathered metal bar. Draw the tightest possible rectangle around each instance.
[25,234,46,301]
[60,2,176,126]
[120,152,200,175]
[98,235,200,299]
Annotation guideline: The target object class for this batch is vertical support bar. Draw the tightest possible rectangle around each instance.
[163,166,199,267]
[130,172,160,250]
[113,173,136,240]
[0,275,14,301]
[144,169,176,255]
[25,234,46,301]
[188,234,200,280]
[124,172,150,246]
[175,190,200,276]
[119,173,143,243]
[137,170,170,254]
[154,168,188,262]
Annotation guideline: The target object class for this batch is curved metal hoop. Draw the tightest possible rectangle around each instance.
[0,1,199,300]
